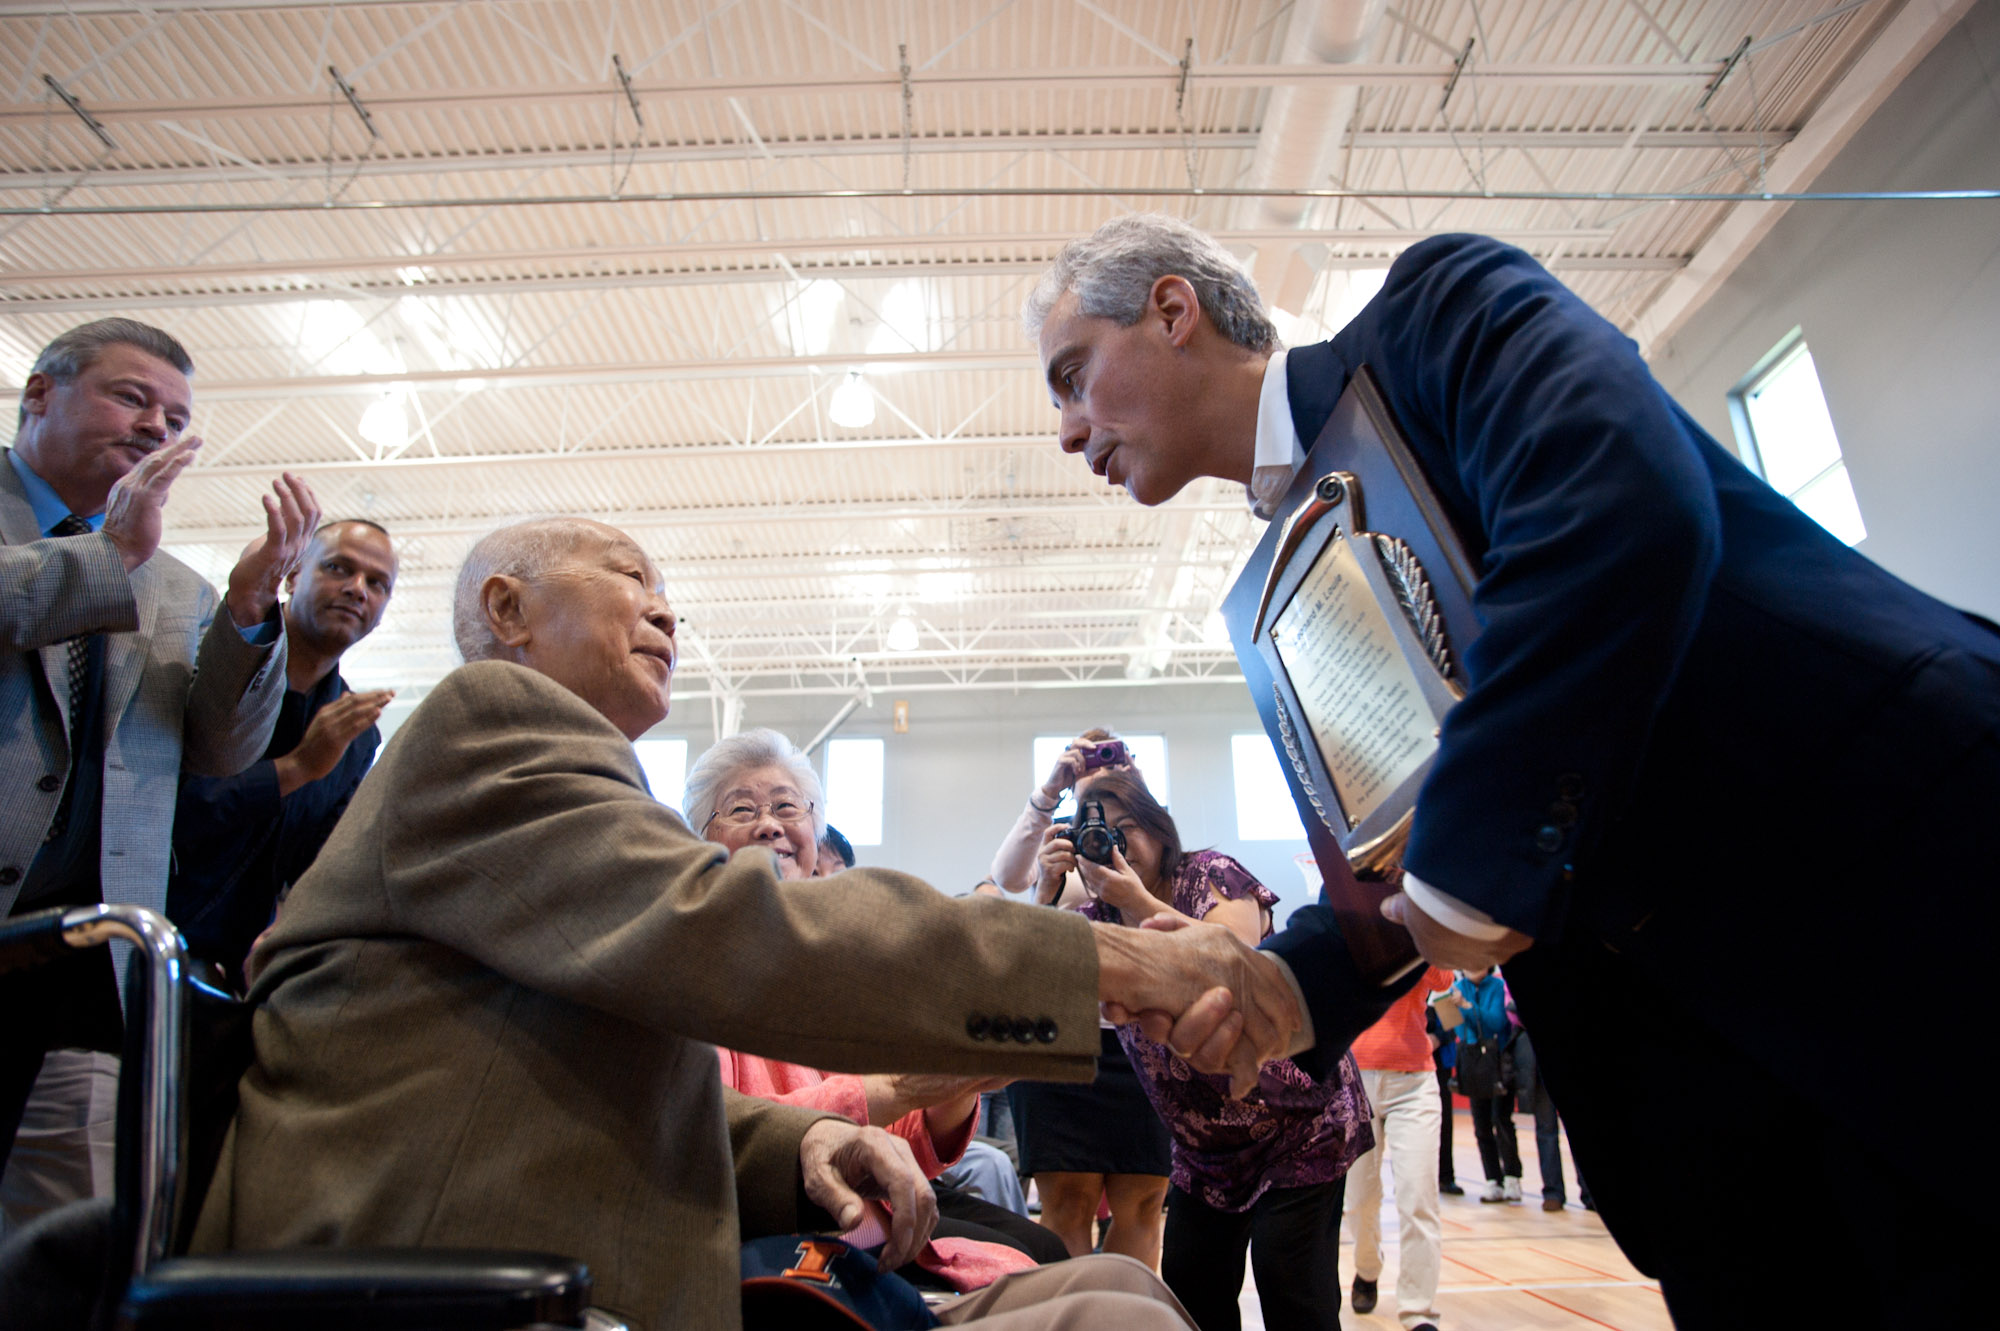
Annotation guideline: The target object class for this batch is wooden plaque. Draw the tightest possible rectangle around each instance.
[1222,365,1482,984]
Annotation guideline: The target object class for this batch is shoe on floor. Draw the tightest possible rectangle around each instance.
[1350,1276,1378,1314]
[1502,1176,1523,1202]
[1479,1179,1506,1202]
[1440,1180,1465,1196]
[1542,1196,1565,1211]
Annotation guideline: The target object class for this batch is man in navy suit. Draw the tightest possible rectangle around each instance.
[1029,215,1998,1326]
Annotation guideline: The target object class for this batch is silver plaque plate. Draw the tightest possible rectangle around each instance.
[1268,529,1440,835]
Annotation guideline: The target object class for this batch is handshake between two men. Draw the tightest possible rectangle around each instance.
[1087,866,1533,1096]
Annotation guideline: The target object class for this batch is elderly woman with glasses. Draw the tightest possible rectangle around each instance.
[684,729,1069,1277]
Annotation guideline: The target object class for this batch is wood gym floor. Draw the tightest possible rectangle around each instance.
[1237,1106,1669,1331]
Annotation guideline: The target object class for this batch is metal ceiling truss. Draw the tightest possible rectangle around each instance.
[2,0,1963,703]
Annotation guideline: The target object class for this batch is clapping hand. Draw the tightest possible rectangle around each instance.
[225,472,322,628]
[101,434,203,573]
[274,688,394,795]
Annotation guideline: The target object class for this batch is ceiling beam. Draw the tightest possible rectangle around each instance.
[0,253,1688,314]
[0,64,1734,130]
[0,129,1798,193]
[0,132,1262,189]
[158,493,1242,545]
[0,227,1617,288]
[321,556,1247,593]
[176,434,1059,475]
[0,350,1038,405]
[1633,0,1979,353]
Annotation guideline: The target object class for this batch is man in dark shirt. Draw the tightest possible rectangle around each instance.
[169,520,397,981]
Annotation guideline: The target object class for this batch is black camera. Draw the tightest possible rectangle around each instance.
[1069,799,1127,866]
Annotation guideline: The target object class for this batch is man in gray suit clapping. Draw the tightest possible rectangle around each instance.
[0,318,320,1232]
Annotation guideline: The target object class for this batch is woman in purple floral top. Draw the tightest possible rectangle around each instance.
[1039,768,1372,1331]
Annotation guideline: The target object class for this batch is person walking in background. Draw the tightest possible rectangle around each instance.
[1426,1002,1463,1197]
[1448,968,1520,1204]
[1509,1023,1594,1213]
[1344,964,1454,1331]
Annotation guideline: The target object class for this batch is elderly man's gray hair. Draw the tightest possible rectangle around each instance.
[683,728,828,840]
[20,318,194,431]
[452,517,610,663]
[1022,214,1278,355]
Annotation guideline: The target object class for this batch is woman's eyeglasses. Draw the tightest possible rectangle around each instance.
[704,799,815,830]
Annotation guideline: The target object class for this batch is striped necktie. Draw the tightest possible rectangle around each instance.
[47,513,94,840]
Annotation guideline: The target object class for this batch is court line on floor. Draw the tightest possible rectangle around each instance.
[1518,1287,1642,1331]
[1523,1245,1637,1282]
[1438,1279,1660,1294]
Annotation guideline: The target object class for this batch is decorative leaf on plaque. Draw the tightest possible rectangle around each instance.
[1373,533,1454,681]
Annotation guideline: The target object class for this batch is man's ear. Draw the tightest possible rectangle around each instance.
[481,574,534,651]
[1149,275,1202,349]
[17,372,53,420]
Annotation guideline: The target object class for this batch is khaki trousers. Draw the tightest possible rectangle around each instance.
[935,1253,1197,1330]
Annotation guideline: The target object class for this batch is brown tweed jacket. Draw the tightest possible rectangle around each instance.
[193,660,1101,1330]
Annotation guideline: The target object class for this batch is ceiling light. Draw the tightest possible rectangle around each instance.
[358,390,409,452]
[885,615,919,653]
[829,370,875,429]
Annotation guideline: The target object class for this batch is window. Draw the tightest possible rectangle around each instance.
[823,736,885,846]
[1231,734,1307,841]
[632,738,688,814]
[1729,336,1867,545]
[1030,733,1169,815]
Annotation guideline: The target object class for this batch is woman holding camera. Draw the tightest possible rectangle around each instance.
[988,728,1133,901]
[997,731,1174,1267]
[1046,770,1371,1331]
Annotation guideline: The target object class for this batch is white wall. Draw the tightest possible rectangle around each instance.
[642,681,1322,925]
[1647,0,2000,619]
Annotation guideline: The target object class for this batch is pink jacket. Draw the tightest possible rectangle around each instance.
[714,1049,975,1178]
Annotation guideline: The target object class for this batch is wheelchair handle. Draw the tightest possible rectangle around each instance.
[0,904,78,974]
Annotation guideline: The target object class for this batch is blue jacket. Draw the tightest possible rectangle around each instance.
[1451,973,1511,1049]
[1260,234,1999,1220]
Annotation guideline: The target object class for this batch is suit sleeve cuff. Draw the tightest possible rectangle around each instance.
[236,608,282,645]
[1402,870,1512,942]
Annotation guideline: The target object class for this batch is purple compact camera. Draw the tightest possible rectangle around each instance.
[1078,740,1129,772]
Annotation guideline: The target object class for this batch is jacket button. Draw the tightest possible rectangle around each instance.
[966,1014,990,1041]
[37,774,62,793]
[1011,1017,1036,1044]
[0,867,19,886]
[1548,800,1578,828]
[1534,825,1563,853]
[1556,773,1585,800]
[1035,1018,1059,1044]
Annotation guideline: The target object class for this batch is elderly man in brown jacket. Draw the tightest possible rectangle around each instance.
[193,517,1287,1330]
